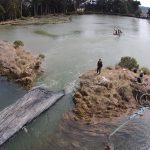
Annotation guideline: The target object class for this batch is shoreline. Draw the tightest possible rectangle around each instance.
[80,12,148,19]
[69,11,147,19]
[0,13,148,26]
[0,40,43,89]
[0,15,71,26]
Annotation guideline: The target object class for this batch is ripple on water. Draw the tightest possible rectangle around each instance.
[1,15,150,150]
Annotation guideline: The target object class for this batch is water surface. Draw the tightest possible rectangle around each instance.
[0,15,150,150]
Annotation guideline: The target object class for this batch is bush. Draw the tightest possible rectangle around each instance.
[118,56,139,70]
[38,54,45,59]
[140,67,150,75]
[14,40,24,48]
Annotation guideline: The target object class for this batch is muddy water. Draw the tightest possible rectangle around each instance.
[40,111,150,150]
[0,15,150,150]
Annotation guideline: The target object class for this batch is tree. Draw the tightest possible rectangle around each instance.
[0,0,142,21]
[0,4,5,20]
[147,8,150,17]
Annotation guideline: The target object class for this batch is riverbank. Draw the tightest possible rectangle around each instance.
[73,66,150,124]
[0,40,43,89]
[0,15,71,26]
[0,13,147,27]
[79,12,146,19]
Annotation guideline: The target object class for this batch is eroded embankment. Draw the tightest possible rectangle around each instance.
[73,67,150,123]
[0,40,43,89]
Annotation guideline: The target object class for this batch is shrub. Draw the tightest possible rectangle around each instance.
[38,54,45,59]
[118,56,139,70]
[140,67,150,75]
[14,40,24,48]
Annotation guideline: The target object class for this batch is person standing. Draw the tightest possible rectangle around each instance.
[137,71,144,83]
[97,59,103,74]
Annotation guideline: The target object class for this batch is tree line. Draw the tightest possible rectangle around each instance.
[0,0,141,21]
[84,0,141,16]
[148,8,150,17]
[0,0,75,20]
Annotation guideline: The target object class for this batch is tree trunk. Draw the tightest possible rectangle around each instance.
[41,3,42,15]
[21,0,23,17]
[46,4,48,15]
[34,4,36,16]
[74,0,77,12]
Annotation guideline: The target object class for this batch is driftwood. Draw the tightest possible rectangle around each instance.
[0,87,65,145]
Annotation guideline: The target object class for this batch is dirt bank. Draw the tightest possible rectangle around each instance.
[0,40,43,89]
[0,15,71,26]
[73,67,150,123]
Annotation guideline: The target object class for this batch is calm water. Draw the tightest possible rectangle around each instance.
[0,15,150,150]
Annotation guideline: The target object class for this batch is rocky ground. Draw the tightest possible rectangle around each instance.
[0,40,43,89]
[0,15,70,26]
[73,66,150,123]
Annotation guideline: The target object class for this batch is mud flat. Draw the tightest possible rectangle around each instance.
[73,67,150,123]
[0,40,43,89]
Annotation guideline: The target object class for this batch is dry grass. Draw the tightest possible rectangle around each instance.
[0,40,43,89]
[73,67,150,124]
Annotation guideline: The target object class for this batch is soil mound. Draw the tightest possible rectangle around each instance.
[73,67,150,123]
[0,40,43,89]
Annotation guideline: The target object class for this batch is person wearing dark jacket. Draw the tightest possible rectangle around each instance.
[97,59,103,74]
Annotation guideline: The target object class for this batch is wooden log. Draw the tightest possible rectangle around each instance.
[0,87,65,145]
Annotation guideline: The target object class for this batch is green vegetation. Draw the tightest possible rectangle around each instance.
[14,40,24,48]
[118,56,139,70]
[39,54,45,59]
[147,8,150,18]
[0,0,141,22]
[0,4,5,19]
[118,57,150,75]
[140,67,150,75]
[91,0,141,16]
[0,0,75,21]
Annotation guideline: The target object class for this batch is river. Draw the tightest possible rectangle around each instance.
[0,15,150,150]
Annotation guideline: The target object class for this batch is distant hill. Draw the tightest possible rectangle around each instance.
[139,6,150,14]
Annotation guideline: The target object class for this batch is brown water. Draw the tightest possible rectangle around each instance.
[39,110,150,150]
[0,15,150,150]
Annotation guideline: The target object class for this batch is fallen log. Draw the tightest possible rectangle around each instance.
[0,87,65,145]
